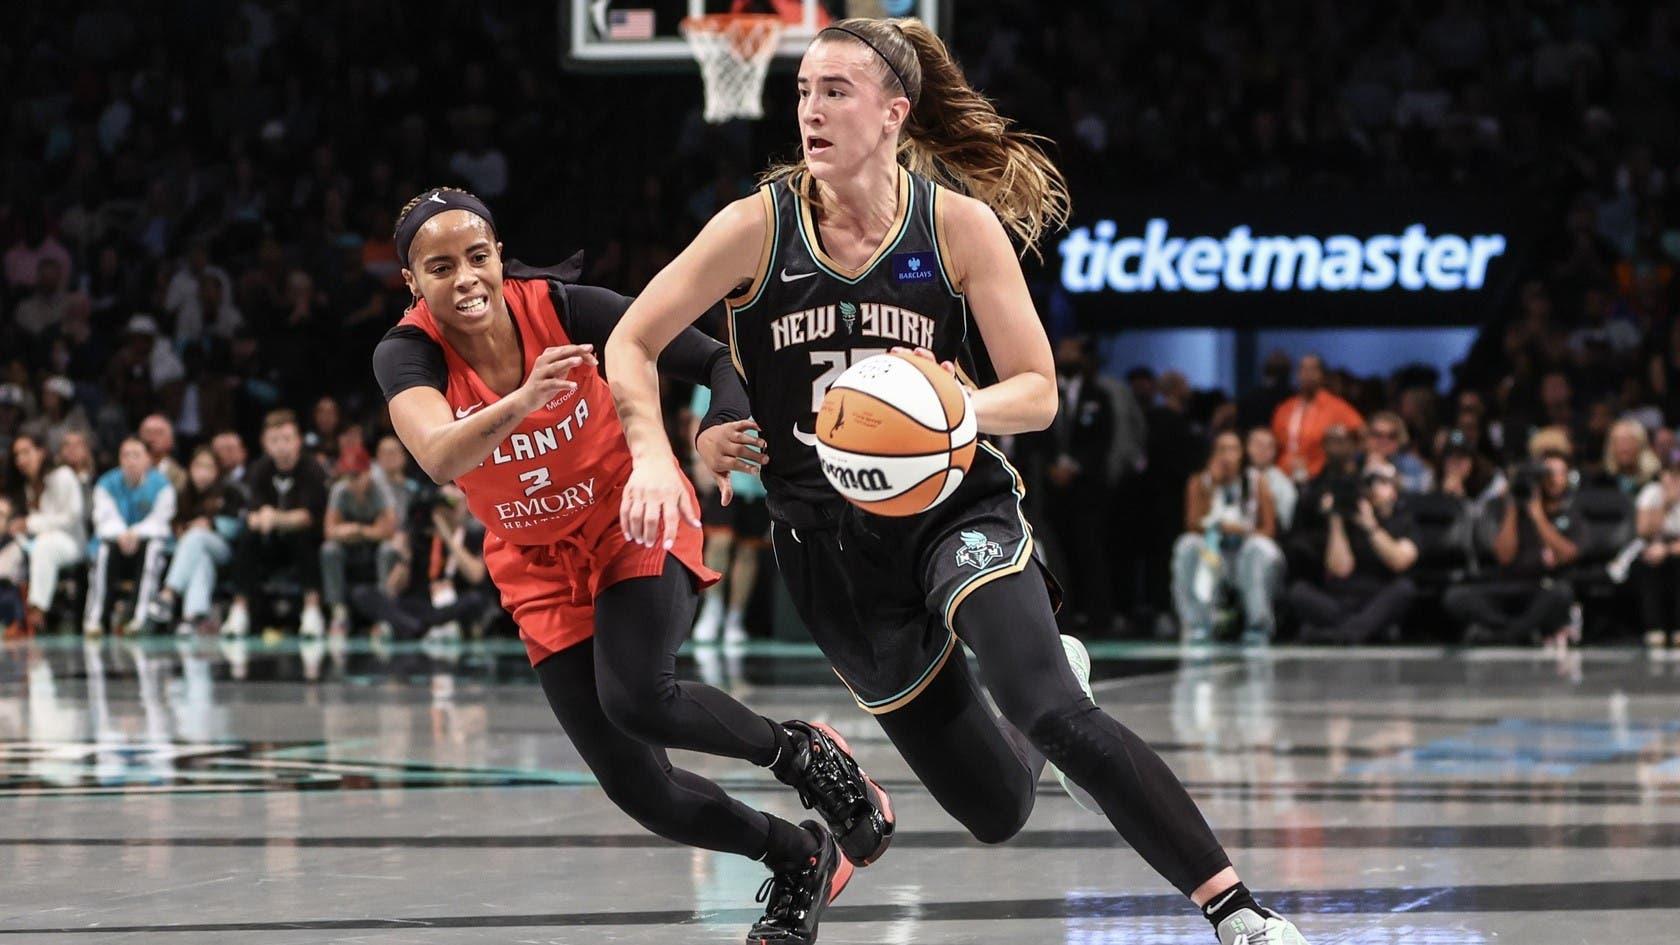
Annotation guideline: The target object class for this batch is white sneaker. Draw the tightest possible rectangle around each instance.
[1049,634,1102,814]
[82,622,103,638]
[692,592,723,644]
[722,613,748,646]
[298,606,326,639]
[222,604,250,638]
[175,620,195,637]
[1216,908,1308,945]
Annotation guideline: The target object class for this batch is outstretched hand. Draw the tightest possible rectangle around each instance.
[695,419,766,506]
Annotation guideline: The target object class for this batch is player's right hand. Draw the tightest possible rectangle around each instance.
[517,344,596,413]
[695,419,766,506]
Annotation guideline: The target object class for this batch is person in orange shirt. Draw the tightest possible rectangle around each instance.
[1271,354,1364,481]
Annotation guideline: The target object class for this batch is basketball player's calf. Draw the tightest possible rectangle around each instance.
[589,559,894,867]
[955,573,1305,943]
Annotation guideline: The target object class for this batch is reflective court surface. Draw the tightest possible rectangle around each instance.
[2,636,1679,944]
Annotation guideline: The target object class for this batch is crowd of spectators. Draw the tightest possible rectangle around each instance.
[4,2,1680,647]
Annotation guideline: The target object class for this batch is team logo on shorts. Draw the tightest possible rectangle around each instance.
[955,529,1003,570]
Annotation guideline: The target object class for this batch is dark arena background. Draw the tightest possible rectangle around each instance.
[2,2,1680,942]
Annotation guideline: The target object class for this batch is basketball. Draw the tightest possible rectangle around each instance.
[814,353,976,516]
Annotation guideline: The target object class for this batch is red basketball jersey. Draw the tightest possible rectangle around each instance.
[397,277,631,545]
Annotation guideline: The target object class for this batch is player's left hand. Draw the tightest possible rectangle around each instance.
[695,419,766,506]
[621,458,701,550]
[890,346,957,377]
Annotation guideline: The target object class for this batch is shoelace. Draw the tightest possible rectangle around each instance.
[755,862,817,927]
[794,738,866,823]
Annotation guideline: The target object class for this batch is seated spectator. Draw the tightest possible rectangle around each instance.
[1364,410,1433,493]
[56,429,97,496]
[306,396,342,471]
[1246,427,1297,529]
[211,430,249,482]
[19,376,90,449]
[1271,353,1365,482]
[138,413,186,492]
[1,434,87,635]
[1171,431,1284,644]
[1444,450,1580,645]
[150,446,245,634]
[85,437,175,636]
[1286,462,1420,644]
[320,444,399,635]
[0,496,22,636]
[1632,459,1680,650]
[1284,423,1362,574]
[1433,429,1506,509]
[372,434,420,524]
[352,484,492,640]
[1601,418,1658,495]
[227,409,329,638]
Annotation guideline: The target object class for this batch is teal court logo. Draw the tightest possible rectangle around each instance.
[0,739,571,796]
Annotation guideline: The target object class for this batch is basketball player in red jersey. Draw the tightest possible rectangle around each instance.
[606,18,1310,945]
[371,187,892,945]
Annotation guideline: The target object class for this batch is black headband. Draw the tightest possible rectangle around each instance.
[821,25,917,107]
[396,190,498,267]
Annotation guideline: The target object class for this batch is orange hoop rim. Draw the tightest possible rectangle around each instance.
[679,12,786,32]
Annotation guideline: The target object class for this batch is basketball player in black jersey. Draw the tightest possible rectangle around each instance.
[609,17,1311,945]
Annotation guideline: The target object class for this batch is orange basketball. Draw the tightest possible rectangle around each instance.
[814,353,976,516]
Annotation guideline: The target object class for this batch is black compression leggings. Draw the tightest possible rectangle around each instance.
[591,556,781,765]
[536,641,780,860]
[531,556,813,869]
[876,570,1232,896]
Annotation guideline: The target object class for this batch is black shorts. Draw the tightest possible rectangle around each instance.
[701,490,771,543]
[770,444,1059,714]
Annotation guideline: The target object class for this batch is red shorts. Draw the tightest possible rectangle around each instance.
[483,478,719,665]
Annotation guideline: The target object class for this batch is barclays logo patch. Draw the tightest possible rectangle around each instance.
[892,252,937,283]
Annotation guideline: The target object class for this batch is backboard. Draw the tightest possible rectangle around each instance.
[563,0,949,71]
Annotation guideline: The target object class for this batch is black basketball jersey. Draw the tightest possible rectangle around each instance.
[726,167,1014,520]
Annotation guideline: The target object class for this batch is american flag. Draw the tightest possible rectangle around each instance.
[607,8,655,40]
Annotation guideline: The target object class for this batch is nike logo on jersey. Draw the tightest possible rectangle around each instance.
[780,268,818,283]
[455,402,484,419]
[791,424,820,447]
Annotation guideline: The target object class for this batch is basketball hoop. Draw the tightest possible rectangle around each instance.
[681,13,786,123]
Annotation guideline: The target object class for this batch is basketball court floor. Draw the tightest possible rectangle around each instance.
[2,636,1677,943]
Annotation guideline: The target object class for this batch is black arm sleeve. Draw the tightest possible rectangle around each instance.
[372,325,447,402]
[550,282,752,430]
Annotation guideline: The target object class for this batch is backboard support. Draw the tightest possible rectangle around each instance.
[563,0,949,72]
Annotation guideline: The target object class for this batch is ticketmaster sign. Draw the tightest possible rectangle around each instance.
[1061,221,1507,294]
[1050,196,1528,326]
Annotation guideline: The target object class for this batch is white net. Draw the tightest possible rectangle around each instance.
[681,15,786,123]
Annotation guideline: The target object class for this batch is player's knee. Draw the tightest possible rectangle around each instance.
[595,771,673,828]
[964,788,1035,844]
[598,677,682,744]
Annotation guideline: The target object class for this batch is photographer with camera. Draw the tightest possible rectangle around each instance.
[350,482,493,642]
[1443,450,1580,644]
[1285,462,1419,644]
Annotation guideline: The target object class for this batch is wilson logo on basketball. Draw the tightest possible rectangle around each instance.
[821,460,891,493]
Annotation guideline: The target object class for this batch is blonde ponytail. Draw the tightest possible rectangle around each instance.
[761,18,1070,256]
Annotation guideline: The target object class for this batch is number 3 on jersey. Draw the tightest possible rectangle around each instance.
[792,348,886,446]
[518,466,552,497]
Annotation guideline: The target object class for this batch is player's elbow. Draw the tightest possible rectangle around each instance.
[1024,374,1059,431]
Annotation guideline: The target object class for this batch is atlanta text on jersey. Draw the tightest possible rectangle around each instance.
[769,303,937,352]
[488,399,592,466]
